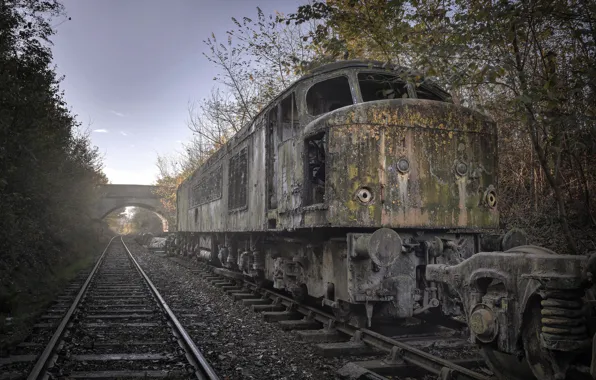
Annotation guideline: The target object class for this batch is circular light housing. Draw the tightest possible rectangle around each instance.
[356,187,373,204]
[486,190,497,208]
[455,161,468,176]
[397,157,410,173]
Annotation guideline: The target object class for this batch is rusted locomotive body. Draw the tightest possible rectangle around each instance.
[175,61,596,380]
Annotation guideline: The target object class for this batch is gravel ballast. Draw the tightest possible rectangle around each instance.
[127,239,348,380]
[127,238,489,380]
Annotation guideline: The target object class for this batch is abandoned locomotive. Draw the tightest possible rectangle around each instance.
[173,61,595,380]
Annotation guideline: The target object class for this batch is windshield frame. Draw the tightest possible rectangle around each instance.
[355,69,450,103]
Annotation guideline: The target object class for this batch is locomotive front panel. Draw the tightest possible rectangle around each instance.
[324,99,499,230]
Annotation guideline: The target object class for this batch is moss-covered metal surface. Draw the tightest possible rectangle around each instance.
[319,99,498,229]
[177,61,498,232]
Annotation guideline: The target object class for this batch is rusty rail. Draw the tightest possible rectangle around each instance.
[248,284,489,380]
[121,237,219,380]
[204,263,490,380]
[27,236,118,380]
[28,236,219,380]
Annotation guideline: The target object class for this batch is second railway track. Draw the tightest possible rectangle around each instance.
[147,245,492,380]
[195,263,489,380]
[26,236,218,380]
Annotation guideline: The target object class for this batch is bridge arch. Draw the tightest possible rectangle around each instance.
[94,185,170,231]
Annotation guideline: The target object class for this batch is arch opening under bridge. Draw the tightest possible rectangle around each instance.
[94,184,169,232]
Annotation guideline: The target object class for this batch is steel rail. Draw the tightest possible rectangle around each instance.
[27,236,119,380]
[121,237,219,380]
[234,270,490,380]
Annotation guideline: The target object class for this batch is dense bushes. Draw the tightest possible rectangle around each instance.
[0,0,109,343]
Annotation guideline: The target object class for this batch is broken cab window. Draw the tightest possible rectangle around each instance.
[414,87,444,101]
[358,72,445,102]
[358,73,409,101]
[266,106,278,210]
[305,132,326,205]
[306,76,353,116]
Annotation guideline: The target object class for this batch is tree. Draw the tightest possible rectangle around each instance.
[0,0,108,326]
[199,7,319,132]
[409,0,596,254]
[104,207,163,235]
[154,153,195,229]
[155,7,320,224]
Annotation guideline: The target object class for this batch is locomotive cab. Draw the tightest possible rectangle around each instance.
[259,62,499,326]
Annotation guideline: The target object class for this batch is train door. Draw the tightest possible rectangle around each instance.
[267,105,279,210]
[302,76,353,205]
[277,93,299,214]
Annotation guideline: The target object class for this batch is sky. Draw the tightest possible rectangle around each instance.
[51,0,303,185]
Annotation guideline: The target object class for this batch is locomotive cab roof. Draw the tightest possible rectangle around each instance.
[179,59,453,186]
[301,59,451,100]
[255,59,452,132]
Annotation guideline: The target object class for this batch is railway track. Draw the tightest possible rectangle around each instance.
[159,253,492,380]
[21,236,218,380]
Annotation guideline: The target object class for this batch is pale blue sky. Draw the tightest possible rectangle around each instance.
[51,0,302,184]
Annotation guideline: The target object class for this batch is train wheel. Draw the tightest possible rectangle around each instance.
[478,282,535,380]
[482,297,578,380]
[290,284,308,302]
[481,347,534,380]
[522,297,577,380]
[332,300,352,322]
[332,301,366,327]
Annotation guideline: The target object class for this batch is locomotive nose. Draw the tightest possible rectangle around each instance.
[312,99,499,230]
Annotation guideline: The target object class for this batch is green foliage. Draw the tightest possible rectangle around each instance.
[154,151,207,230]
[103,208,128,234]
[0,0,108,325]
[127,207,164,234]
[104,207,163,235]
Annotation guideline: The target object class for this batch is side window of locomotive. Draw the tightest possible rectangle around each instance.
[306,76,353,116]
[266,106,278,210]
[228,147,249,211]
[279,92,298,142]
[358,73,409,101]
[191,166,223,207]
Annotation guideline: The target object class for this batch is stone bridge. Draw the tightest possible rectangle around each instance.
[94,184,169,231]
